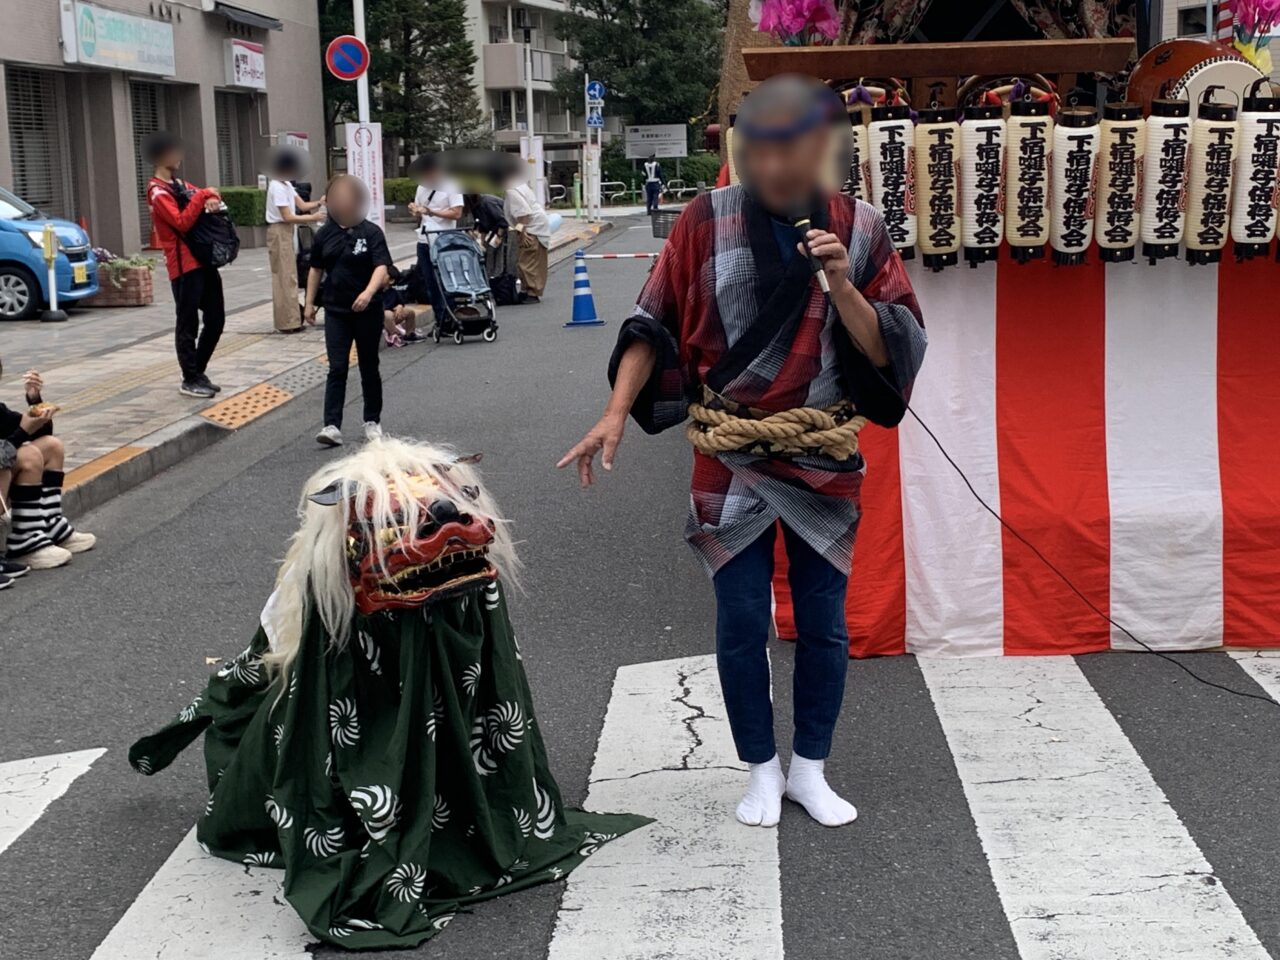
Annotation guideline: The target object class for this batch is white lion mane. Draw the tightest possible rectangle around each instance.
[262,437,519,683]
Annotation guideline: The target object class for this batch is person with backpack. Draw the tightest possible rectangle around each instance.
[145,132,235,400]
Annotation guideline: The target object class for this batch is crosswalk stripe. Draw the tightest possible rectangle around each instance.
[90,828,311,959]
[919,657,1270,960]
[0,748,105,857]
[548,654,783,960]
[1226,651,1280,701]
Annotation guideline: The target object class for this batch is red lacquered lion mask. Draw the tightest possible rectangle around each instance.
[309,468,498,614]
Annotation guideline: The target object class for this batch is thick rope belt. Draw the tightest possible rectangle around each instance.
[686,389,867,462]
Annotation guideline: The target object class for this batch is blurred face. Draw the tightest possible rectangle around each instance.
[156,147,184,172]
[738,122,828,216]
[327,178,368,227]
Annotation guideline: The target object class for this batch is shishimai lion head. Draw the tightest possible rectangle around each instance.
[263,437,519,678]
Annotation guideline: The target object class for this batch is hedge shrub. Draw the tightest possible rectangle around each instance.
[220,187,267,227]
[385,177,416,205]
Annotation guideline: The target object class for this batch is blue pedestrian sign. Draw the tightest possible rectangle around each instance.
[586,106,604,128]
[586,80,606,101]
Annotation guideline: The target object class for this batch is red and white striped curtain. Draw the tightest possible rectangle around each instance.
[1216,0,1237,41]
[774,252,1280,657]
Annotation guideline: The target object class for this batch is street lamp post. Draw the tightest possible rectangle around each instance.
[522,27,536,140]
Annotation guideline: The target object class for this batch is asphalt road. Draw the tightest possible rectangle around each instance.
[4,216,1280,960]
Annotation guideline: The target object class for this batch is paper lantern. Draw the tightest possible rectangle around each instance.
[1228,79,1280,261]
[868,103,918,259]
[1005,99,1053,263]
[841,116,872,202]
[1050,107,1101,266]
[1095,102,1145,262]
[914,108,961,271]
[1139,97,1192,263]
[1185,87,1239,265]
[959,104,1007,266]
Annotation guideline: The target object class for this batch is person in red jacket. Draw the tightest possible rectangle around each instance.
[144,132,226,399]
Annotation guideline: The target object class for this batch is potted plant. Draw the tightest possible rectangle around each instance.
[84,250,156,307]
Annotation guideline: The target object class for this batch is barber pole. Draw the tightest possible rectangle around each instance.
[867,103,918,259]
[1095,102,1145,263]
[1185,87,1239,265]
[1050,107,1101,265]
[1228,78,1280,260]
[1005,99,1053,263]
[1140,96,1192,262]
[959,104,1006,266]
[914,107,960,271]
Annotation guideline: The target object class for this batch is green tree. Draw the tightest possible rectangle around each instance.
[317,0,488,167]
[554,0,724,127]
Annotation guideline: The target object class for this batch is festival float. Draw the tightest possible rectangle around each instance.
[728,0,1280,658]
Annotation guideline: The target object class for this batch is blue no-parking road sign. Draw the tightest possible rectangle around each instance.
[326,35,370,82]
[586,80,606,101]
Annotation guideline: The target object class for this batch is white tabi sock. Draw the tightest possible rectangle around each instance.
[736,754,786,827]
[785,754,858,827]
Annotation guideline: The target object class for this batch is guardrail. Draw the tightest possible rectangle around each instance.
[664,178,701,199]
[548,184,567,204]
[601,181,629,202]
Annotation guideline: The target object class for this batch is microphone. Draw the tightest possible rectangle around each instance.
[792,216,831,295]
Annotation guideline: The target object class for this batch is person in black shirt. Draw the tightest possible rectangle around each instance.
[304,175,392,447]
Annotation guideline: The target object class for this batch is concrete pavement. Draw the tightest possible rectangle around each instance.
[0,217,608,516]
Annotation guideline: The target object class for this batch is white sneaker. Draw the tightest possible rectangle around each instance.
[363,421,383,441]
[316,425,344,447]
[59,531,96,554]
[22,543,73,570]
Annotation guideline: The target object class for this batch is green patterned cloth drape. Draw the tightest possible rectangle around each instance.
[130,582,649,950]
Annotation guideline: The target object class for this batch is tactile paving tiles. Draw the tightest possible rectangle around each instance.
[199,383,294,429]
[269,358,329,396]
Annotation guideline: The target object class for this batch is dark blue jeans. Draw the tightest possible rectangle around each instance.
[416,241,447,325]
[713,524,850,764]
[644,181,661,214]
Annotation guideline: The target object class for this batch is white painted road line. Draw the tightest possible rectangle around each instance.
[920,657,1270,960]
[0,748,105,856]
[90,828,311,960]
[1227,651,1280,702]
[548,654,783,960]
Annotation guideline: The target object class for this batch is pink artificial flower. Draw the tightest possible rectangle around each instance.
[1238,0,1258,34]
[758,0,840,40]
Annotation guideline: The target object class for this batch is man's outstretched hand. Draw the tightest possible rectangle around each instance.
[557,413,625,488]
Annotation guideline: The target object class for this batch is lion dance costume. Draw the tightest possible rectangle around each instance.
[129,438,648,948]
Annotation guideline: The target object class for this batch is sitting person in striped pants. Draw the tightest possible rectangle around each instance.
[0,365,95,586]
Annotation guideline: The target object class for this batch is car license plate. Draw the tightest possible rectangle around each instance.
[73,264,87,285]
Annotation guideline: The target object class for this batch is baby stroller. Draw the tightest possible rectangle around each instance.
[430,230,498,344]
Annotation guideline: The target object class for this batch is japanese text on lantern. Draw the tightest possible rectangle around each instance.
[1195,128,1235,247]
[1015,122,1048,239]
[1153,123,1190,241]
[1103,128,1140,244]
[1060,134,1095,250]
[1241,119,1280,239]
[878,126,914,245]
[924,127,957,249]
[973,127,1004,247]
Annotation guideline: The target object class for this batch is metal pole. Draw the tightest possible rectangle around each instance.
[523,32,536,141]
[1205,0,1213,39]
[353,0,370,123]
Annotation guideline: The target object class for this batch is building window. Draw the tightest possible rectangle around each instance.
[215,92,244,187]
[131,81,169,245]
[6,67,77,220]
[1177,6,1207,37]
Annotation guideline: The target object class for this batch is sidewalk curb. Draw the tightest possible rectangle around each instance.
[64,417,228,518]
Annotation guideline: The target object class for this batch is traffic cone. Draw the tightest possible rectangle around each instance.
[565,250,605,327]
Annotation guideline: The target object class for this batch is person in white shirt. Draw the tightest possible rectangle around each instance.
[503,173,552,303]
[643,155,664,214]
[408,153,464,326]
[265,149,325,333]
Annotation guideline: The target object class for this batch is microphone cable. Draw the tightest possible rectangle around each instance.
[797,223,1278,709]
